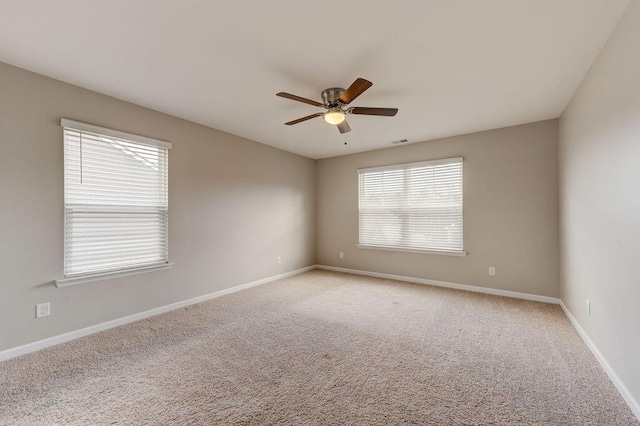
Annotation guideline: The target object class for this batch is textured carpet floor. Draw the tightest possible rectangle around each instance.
[1,270,637,425]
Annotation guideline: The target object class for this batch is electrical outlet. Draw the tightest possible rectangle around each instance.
[489,267,496,276]
[339,252,344,259]
[586,299,591,316]
[277,256,281,264]
[36,302,50,319]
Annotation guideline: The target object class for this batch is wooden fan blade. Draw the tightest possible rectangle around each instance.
[349,107,398,117]
[276,92,323,107]
[339,78,373,104]
[337,120,351,134]
[285,113,324,125]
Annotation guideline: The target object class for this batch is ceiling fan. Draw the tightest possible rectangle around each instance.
[276,78,398,134]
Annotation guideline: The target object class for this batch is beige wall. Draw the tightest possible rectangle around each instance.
[559,0,640,407]
[317,120,559,297]
[0,63,316,352]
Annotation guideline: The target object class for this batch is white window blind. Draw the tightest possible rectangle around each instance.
[62,119,171,278]
[358,157,463,254]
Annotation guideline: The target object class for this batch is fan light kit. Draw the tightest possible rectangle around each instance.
[324,109,346,125]
[276,78,398,134]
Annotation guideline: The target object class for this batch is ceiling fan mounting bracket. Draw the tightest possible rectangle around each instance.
[321,88,346,107]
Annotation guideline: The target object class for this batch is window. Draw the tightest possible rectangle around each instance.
[357,157,464,255]
[61,119,171,280]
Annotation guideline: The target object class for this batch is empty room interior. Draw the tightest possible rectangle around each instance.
[1,1,640,424]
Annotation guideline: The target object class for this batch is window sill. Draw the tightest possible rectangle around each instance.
[356,244,467,257]
[55,263,174,288]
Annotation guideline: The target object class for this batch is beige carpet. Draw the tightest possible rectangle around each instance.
[1,270,637,425]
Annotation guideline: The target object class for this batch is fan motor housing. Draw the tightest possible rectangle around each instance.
[321,88,345,107]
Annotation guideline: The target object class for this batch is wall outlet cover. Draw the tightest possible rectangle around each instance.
[36,302,50,319]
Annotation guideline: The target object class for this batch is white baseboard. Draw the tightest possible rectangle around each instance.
[0,265,316,363]
[317,265,560,304]
[559,301,640,420]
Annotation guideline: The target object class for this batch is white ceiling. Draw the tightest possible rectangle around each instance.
[0,1,631,159]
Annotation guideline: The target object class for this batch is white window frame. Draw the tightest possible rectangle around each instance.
[55,119,173,287]
[357,157,466,256]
